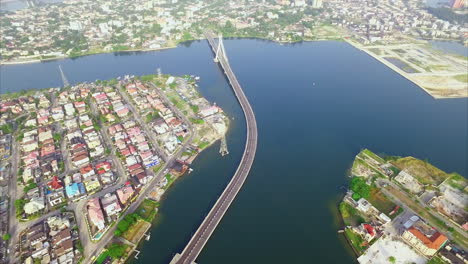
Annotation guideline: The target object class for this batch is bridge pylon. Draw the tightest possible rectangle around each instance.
[214,33,227,63]
[59,65,70,88]
[219,135,229,156]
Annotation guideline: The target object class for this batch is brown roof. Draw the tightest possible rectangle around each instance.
[52,228,71,244]
[54,238,73,256]
[408,227,448,250]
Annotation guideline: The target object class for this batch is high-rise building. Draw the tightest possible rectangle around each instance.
[452,0,466,8]
[311,0,323,8]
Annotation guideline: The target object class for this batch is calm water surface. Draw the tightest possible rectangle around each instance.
[1,39,467,264]
[430,40,468,57]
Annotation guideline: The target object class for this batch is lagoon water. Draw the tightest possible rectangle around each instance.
[1,39,467,264]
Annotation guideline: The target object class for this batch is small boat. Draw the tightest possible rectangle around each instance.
[145,234,151,241]
[188,168,194,174]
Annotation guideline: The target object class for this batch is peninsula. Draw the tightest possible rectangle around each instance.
[339,149,467,264]
[0,73,229,264]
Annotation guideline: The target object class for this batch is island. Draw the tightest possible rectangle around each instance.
[1,0,467,98]
[339,149,467,264]
[0,73,229,264]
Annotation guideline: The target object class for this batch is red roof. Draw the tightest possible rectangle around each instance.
[80,164,94,175]
[363,224,375,236]
[48,176,64,190]
[408,227,448,250]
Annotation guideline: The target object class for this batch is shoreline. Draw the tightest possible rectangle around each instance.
[1,37,466,99]
[0,45,178,66]
[343,39,468,99]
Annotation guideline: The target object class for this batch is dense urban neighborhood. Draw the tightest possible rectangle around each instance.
[0,0,467,264]
[1,0,467,97]
[1,0,466,63]
[340,149,467,264]
[0,73,228,264]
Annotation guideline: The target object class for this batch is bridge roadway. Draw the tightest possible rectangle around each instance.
[172,32,258,264]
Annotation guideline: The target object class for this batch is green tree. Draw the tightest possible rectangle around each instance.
[107,243,126,259]
[350,177,370,199]
[2,233,11,240]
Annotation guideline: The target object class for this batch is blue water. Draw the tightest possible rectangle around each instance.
[1,39,467,264]
[430,40,468,57]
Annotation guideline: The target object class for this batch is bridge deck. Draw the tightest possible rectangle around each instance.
[172,32,258,264]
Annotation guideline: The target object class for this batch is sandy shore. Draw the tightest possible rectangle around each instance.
[345,39,468,99]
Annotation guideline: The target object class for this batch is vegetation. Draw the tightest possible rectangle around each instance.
[350,177,370,200]
[454,74,468,83]
[367,186,397,215]
[114,213,139,236]
[339,202,365,226]
[362,149,385,163]
[23,181,38,193]
[190,104,199,113]
[2,233,11,241]
[163,173,176,190]
[198,141,210,149]
[14,198,28,217]
[106,243,127,259]
[53,133,61,142]
[95,251,110,264]
[446,173,467,191]
[0,123,13,134]
[145,111,161,123]
[136,199,160,222]
[344,228,368,254]
[388,256,396,263]
[391,156,450,185]
[189,117,204,124]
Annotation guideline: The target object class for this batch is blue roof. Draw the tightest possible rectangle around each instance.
[65,183,80,197]
[78,183,86,194]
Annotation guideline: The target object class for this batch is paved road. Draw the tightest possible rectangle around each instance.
[173,32,258,264]
[81,83,196,264]
[117,85,169,162]
[7,137,20,263]
[376,179,468,251]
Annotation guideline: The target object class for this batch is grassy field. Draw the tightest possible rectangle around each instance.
[344,228,368,254]
[122,219,151,244]
[95,251,110,264]
[361,149,385,163]
[367,186,397,216]
[136,199,160,222]
[446,173,467,192]
[391,157,450,185]
[163,173,176,190]
[339,202,366,226]
[454,74,468,83]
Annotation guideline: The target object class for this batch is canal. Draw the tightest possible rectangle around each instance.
[1,39,467,264]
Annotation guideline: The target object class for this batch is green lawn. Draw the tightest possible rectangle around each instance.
[454,74,467,83]
[163,173,177,190]
[95,251,110,264]
[198,141,210,149]
[136,199,160,222]
[361,149,385,163]
[344,228,368,254]
[339,202,366,226]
